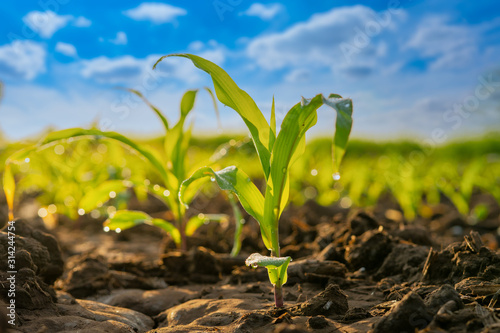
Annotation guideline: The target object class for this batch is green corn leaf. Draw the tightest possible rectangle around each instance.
[154,53,274,179]
[165,89,198,182]
[185,213,229,236]
[245,253,292,286]
[151,218,181,245]
[263,95,323,236]
[270,96,276,151]
[122,88,169,132]
[104,210,181,245]
[229,192,245,257]
[38,128,170,186]
[3,164,15,220]
[180,165,271,249]
[104,210,151,230]
[204,86,221,128]
[245,253,291,269]
[180,89,198,117]
[79,180,132,212]
[323,96,353,175]
[3,148,37,219]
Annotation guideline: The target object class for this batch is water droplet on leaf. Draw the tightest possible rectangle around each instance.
[332,172,341,181]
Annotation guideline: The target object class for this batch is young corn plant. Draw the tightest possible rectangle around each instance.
[159,54,354,308]
[3,88,224,250]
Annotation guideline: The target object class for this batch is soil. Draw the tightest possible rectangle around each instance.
[1,191,500,333]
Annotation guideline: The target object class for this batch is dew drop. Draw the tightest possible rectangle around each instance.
[210,177,215,182]
[90,210,101,219]
[115,228,122,233]
[47,204,57,214]
[332,172,341,181]
[103,226,110,232]
[109,191,116,198]
[78,208,85,216]
[54,144,65,155]
[38,208,48,218]
[24,157,30,163]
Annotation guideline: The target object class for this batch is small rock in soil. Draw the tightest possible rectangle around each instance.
[424,284,463,315]
[374,243,429,281]
[345,230,393,271]
[233,312,273,333]
[343,307,372,322]
[307,315,329,329]
[371,291,433,333]
[290,283,348,316]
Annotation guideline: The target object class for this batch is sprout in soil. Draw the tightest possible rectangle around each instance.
[166,54,354,308]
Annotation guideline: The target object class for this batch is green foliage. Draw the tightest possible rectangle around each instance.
[3,88,224,249]
[166,54,353,307]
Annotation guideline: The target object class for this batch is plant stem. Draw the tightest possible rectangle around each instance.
[229,193,243,257]
[271,236,284,308]
[179,219,187,252]
[274,283,284,308]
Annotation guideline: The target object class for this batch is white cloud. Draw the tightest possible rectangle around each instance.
[285,68,310,82]
[55,42,77,57]
[406,15,476,70]
[110,31,128,45]
[22,11,92,38]
[23,10,73,38]
[124,3,187,24]
[241,3,284,20]
[81,56,147,83]
[80,40,226,84]
[188,40,204,52]
[246,5,404,76]
[80,55,199,84]
[73,16,92,27]
[0,40,46,80]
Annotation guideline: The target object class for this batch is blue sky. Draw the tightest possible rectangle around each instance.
[0,1,499,142]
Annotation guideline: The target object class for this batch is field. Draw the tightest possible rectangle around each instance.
[1,125,500,332]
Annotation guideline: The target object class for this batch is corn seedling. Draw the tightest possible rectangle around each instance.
[163,54,354,307]
[3,88,225,250]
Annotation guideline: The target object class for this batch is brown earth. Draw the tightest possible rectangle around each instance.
[1,192,500,332]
